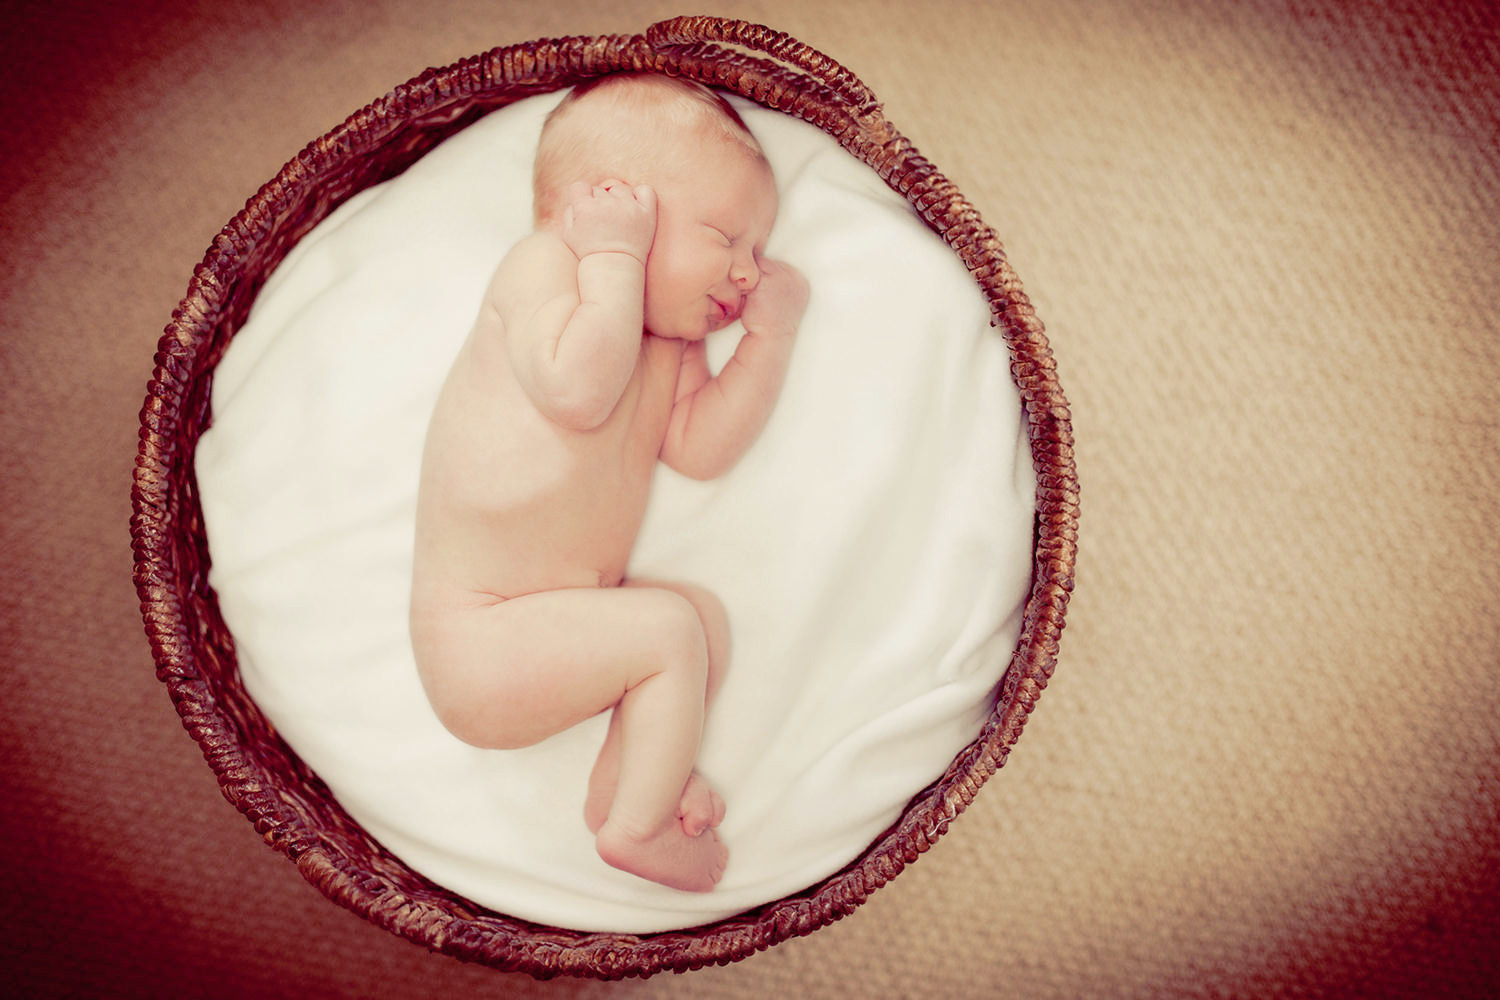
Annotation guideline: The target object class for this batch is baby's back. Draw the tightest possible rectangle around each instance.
[412,306,682,604]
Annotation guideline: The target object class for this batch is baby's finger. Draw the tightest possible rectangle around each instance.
[632,184,657,213]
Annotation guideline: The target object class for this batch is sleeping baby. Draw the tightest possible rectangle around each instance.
[409,74,808,892]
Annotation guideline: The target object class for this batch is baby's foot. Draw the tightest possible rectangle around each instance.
[678,772,726,837]
[596,819,728,893]
[587,762,723,837]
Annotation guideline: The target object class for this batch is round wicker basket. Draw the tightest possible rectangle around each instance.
[130,15,1077,980]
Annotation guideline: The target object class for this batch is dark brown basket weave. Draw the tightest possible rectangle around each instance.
[130,16,1077,981]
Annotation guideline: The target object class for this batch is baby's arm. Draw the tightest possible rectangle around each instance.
[660,259,809,480]
[499,181,657,431]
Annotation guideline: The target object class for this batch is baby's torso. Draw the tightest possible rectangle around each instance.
[413,311,684,602]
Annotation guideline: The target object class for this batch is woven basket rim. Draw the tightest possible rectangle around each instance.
[129,15,1077,981]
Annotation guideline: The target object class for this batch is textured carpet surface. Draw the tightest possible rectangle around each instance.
[2,1,1496,997]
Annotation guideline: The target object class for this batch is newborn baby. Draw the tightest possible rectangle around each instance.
[409,75,809,892]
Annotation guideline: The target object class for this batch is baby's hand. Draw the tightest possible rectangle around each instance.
[561,180,657,263]
[741,259,809,339]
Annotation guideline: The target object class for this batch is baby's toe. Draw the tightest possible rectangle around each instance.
[678,773,722,837]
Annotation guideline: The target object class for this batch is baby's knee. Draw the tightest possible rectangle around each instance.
[668,584,728,684]
[652,591,711,674]
[685,584,727,634]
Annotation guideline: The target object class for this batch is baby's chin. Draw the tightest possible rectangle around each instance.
[646,314,718,342]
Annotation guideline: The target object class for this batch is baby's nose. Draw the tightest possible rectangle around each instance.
[732,254,760,289]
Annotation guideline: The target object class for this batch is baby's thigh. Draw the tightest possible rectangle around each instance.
[415,586,709,747]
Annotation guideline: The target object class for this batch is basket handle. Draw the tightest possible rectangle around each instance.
[646,15,880,115]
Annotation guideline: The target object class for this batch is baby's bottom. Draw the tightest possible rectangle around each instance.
[411,579,729,892]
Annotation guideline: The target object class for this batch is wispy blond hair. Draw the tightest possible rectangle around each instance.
[532,74,766,228]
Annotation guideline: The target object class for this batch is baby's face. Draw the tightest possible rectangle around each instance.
[643,144,778,341]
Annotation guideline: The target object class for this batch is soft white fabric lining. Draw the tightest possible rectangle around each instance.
[195,92,1036,933]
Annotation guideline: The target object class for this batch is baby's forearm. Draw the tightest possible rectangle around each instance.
[531,251,645,430]
[661,328,795,481]
[576,250,646,315]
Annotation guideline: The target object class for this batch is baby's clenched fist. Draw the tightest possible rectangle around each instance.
[741,259,809,339]
[561,180,657,263]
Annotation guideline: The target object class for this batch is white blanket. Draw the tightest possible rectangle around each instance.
[196,92,1035,933]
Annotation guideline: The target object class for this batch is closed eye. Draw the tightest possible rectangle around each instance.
[709,226,734,247]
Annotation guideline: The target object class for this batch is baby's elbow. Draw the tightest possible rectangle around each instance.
[681,459,729,482]
[664,445,735,482]
[546,389,614,431]
[527,369,615,430]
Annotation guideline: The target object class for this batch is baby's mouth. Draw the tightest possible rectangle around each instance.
[710,295,743,328]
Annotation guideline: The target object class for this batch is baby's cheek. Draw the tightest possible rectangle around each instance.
[644,259,689,303]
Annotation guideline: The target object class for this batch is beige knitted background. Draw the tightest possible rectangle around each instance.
[3,0,1496,996]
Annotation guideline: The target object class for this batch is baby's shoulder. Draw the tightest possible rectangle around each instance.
[476,231,580,348]
[483,230,577,314]
[497,230,574,283]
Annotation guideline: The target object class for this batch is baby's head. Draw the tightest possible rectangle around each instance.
[533,74,765,228]
[535,74,781,341]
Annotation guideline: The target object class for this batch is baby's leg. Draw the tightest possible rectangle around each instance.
[414,586,726,892]
[585,580,729,838]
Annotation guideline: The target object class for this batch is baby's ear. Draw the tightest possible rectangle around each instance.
[532,184,561,228]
